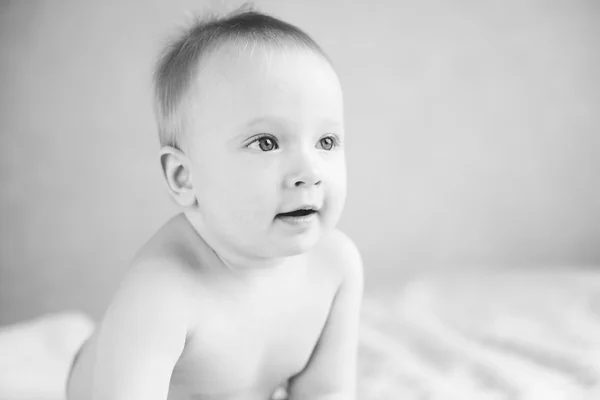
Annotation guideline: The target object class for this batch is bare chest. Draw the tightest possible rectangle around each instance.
[169,278,334,398]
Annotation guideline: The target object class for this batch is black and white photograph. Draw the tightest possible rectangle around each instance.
[1,1,599,399]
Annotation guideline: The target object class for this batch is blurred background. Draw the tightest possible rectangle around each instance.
[1,0,599,325]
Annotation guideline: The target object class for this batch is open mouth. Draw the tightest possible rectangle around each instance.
[277,208,317,218]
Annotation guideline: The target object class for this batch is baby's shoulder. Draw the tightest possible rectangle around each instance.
[114,250,196,320]
[115,215,206,309]
[311,228,363,283]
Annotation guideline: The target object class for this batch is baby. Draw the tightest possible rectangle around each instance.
[67,5,363,400]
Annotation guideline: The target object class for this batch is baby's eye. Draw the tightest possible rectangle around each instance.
[317,136,338,151]
[247,135,279,152]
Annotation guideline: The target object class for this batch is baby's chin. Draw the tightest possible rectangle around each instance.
[266,226,330,258]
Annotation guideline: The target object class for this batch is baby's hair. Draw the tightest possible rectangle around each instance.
[153,3,329,149]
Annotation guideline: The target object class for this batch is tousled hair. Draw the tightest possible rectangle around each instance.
[153,3,329,148]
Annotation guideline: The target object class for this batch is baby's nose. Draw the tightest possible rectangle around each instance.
[288,168,322,187]
[285,153,323,188]
[294,174,322,187]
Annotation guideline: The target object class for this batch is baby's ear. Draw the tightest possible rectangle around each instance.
[159,146,196,207]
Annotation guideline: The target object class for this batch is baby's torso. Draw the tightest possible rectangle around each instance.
[69,216,344,400]
[72,263,335,400]
[168,267,334,400]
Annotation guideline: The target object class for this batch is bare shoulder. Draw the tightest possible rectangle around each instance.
[95,215,201,363]
[117,254,193,314]
[105,214,203,331]
[105,252,194,341]
[76,216,200,400]
[312,228,364,287]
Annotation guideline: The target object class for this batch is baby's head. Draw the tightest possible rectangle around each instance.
[154,5,346,261]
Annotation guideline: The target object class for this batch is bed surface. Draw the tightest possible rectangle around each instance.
[358,269,600,399]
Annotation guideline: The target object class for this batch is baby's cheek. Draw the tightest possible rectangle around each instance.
[327,165,347,202]
[232,188,277,222]
[324,184,346,227]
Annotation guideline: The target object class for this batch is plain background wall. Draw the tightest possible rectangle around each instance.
[1,0,599,324]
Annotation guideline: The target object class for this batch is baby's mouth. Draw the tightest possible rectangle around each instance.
[276,208,318,218]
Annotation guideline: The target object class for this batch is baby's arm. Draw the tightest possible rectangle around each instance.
[92,260,189,400]
[288,232,364,400]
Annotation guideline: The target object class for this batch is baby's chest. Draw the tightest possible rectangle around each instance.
[170,287,333,396]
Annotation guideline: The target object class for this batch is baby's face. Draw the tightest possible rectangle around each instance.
[184,43,346,259]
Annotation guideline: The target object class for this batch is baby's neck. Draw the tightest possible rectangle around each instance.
[180,212,308,278]
[217,251,303,272]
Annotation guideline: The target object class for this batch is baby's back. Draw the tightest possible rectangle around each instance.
[67,214,345,400]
